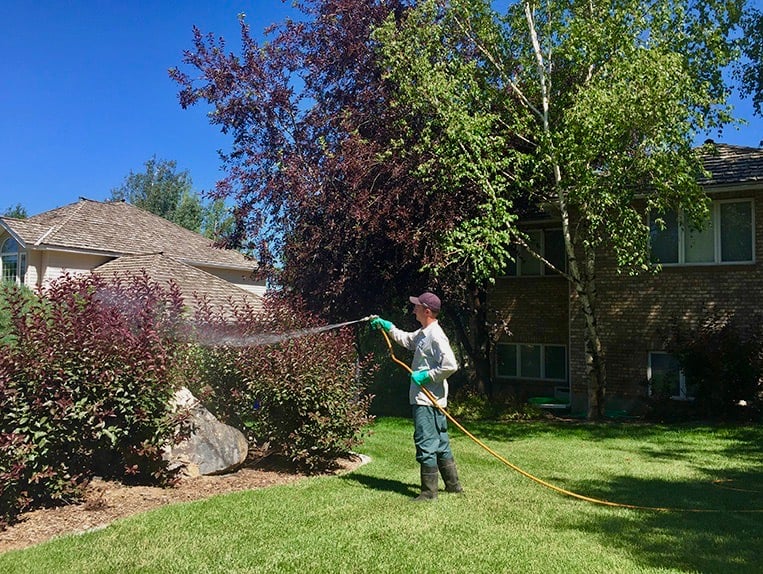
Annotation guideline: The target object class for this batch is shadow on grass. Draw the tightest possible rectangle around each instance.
[452,419,763,454]
[448,419,673,444]
[432,418,763,571]
[339,472,419,498]
[556,468,763,573]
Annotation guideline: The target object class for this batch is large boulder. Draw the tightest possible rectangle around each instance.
[165,387,249,477]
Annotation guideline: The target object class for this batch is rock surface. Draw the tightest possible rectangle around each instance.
[166,387,249,476]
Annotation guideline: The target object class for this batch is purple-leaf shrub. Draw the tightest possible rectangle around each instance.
[187,294,376,472]
[0,273,186,528]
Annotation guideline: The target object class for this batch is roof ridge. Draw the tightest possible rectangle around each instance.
[34,199,88,246]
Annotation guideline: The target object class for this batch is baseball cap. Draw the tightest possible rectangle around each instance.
[409,292,441,312]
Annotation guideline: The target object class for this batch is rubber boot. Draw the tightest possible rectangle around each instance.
[438,457,464,494]
[412,464,439,502]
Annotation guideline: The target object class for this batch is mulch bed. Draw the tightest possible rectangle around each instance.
[0,455,366,554]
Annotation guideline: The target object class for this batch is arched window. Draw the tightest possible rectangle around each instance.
[1,237,26,284]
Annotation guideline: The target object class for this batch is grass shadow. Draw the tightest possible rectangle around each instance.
[555,467,763,573]
[339,472,418,498]
[430,417,763,572]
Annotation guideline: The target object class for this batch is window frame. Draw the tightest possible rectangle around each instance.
[649,198,755,266]
[647,351,695,401]
[1,237,26,285]
[495,342,568,382]
[505,228,567,277]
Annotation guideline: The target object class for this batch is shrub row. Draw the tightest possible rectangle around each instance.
[0,274,187,528]
[651,308,763,421]
[1,277,376,529]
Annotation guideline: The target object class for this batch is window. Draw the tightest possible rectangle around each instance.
[1,237,26,284]
[650,199,754,265]
[506,229,567,276]
[496,343,567,381]
[648,352,695,400]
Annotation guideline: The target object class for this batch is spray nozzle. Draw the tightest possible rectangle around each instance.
[360,315,378,322]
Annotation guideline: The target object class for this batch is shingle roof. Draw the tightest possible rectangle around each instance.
[699,142,763,186]
[0,218,53,244]
[93,253,262,315]
[4,198,256,270]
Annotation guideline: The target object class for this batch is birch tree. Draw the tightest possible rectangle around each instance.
[377,0,745,418]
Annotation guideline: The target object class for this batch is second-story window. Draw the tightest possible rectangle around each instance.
[506,229,566,276]
[650,199,754,265]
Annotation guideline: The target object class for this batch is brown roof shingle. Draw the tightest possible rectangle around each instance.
[699,142,763,186]
[9,198,256,270]
[93,253,262,315]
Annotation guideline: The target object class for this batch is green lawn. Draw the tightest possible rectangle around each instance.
[1,418,762,573]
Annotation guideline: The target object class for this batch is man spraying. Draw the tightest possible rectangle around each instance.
[371,292,464,501]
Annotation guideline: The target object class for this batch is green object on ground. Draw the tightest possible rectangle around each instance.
[528,396,567,405]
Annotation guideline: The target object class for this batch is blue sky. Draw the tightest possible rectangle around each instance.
[1,1,299,216]
[2,1,762,217]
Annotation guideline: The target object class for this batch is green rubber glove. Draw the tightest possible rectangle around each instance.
[370,317,394,332]
[411,370,431,386]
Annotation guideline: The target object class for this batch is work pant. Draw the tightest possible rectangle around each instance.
[412,404,454,467]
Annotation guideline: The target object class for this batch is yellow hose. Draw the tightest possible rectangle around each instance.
[379,329,762,513]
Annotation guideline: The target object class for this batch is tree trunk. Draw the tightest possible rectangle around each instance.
[564,232,607,420]
[576,251,606,420]
[450,286,493,398]
[584,323,607,420]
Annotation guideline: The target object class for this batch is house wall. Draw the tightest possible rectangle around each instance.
[23,249,41,288]
[197,266,267,297]
[489,275,570,400]
[489,187,761,415]
[568,188,763,414]
[30,251,113,289]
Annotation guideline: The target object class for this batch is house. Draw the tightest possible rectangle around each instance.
[489,143,763,415]
[0,198,265,316]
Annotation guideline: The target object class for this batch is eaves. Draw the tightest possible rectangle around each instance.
[176,258,257,272]
[0,222,26,247]
[703,181,763,194]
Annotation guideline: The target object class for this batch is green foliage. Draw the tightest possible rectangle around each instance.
[448,385,541,421]
[377,0,745,418]
[737,5,763,117]
[1,203,27,218]
[186,295,376,472]
[200,198,235,242]
[0,284,34,346]
[378,0,742,279]
[109,156,237,243]
[109,156,203,232]
[663,309,763,420]
[0,274,187,528]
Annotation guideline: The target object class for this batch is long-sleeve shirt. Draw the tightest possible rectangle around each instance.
[388,321,458,407]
